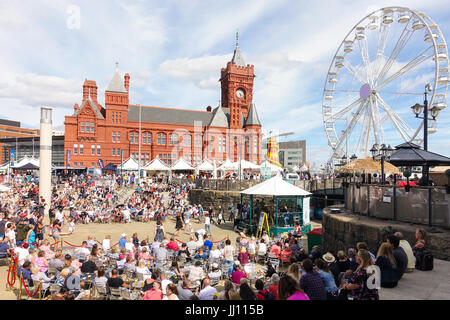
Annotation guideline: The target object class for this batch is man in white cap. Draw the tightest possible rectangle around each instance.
[208,263,222,279]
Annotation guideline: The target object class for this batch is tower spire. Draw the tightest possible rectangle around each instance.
[236,29,239,48]
[115,61,119,72]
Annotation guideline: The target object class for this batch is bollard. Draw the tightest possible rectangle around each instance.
[18,272,23,300]
[39,280,42,300]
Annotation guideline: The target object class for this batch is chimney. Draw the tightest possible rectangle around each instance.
[82,80,98,103]
[206,106,212,112]
[73,103,79,112]
[124,73,130,92]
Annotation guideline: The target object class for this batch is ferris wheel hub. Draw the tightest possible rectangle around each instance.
[360,83,371,99]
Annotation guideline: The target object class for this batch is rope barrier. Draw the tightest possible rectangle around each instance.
[7,252,18,287]
[63,241,83,248]
[175,239,186,244]
[21,277,41,298]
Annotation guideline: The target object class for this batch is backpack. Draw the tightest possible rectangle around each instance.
[415,249,433,271]
[259,289,274,300]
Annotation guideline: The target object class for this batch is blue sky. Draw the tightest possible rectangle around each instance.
[0,0,449,170]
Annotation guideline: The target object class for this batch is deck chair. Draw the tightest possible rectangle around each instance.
[108,287,122,300]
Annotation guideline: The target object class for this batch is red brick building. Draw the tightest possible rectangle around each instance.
[64,40,262,169]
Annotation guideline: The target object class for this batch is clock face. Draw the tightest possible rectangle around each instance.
[236,89,245,99]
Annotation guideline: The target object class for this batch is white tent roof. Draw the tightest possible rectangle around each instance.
[218,159,237,171]
[171,158,194,171]
[260,160,283,171]
[239,159,260,170]
[143,158,170,171]
[196,159,214,171]
[0,185,10,192]
[14,156,40,168]
[241,174,312,196]
[292,165,300,172]
[121,157,139,170]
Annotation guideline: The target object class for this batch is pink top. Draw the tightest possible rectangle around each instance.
[35,257,48,272]
[143,289,163,300]
[287,291,310,300]
[231,270,247,285]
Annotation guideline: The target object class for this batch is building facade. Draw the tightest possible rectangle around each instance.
[64,38,262,168]
[278,140,307,169]
[0,135,65,167]
[0,119,40,164]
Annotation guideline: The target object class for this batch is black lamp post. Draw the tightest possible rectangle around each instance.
[411,84,443,232]
[411,83,442,186]
[370,143,394,184]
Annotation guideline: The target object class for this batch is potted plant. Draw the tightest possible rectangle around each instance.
[445,169,450,194]
[403,170,412,192]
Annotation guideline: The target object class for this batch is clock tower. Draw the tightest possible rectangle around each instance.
[220,32,255,129]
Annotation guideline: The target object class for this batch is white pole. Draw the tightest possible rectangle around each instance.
[138,104,141,184]
[39,108,52,225]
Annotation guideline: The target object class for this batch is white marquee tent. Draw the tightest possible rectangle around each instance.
[260,160,283,172]
[171,158,194,171]
[121,157,140,171]
[196,160,214,171]
[218,159,237,171]
[241,174,311,197]
[143,158,170,171]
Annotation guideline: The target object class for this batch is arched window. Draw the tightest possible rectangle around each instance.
[142,132,151,144]
[169,133,178,145]
[157,133,166,145]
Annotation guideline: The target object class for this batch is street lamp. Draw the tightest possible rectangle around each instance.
[371,143,394,184]
[350,154,358,162]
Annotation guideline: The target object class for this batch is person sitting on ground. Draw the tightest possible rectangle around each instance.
[208,263,223,280]
[316,258,339,300]
[194,247,208,260]
[394,232,415,273]
[386,234,408,280]
[203,234,213,252]
[238,247,250,266]
[238,280,257,300]
[356,242,376,262]
[340,249,379,300]
[348,248,359,271]
[269,241,282,259]
[278,275,310,300]
[296,247,309,262]
[231,261,248,286]
[217,279,234,300]
[281,244,293,264]
[299,258,327,300]
[209,244,221,262]
[268,273,280,300]
[198,277,218,300]
[413,228,426,254]
[255,278,274,300]
[138,247,153,262]
[287,262,301,282]
[308,245,321,264]
[375,242,398,288]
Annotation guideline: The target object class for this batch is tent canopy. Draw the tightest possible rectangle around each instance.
[143,158,170,171]
[260,160,283,172]
[196,159,214,171]
[241,174,312,196]
[171,158,194,171]
[16,163,39,170]
[121,157,139,170]
[13,156,40,168]
[103,163,117,171]
[389,142,450,167]
[337,157,400,175]
[239,159,260,170]
[218,159,237,171]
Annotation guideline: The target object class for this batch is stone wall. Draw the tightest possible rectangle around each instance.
[322,210,450,260]
[188,189,274,211]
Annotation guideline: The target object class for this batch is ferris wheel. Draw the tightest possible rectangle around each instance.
[322,7,449,163]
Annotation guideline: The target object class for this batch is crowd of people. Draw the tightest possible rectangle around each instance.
[0,171,434,301]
